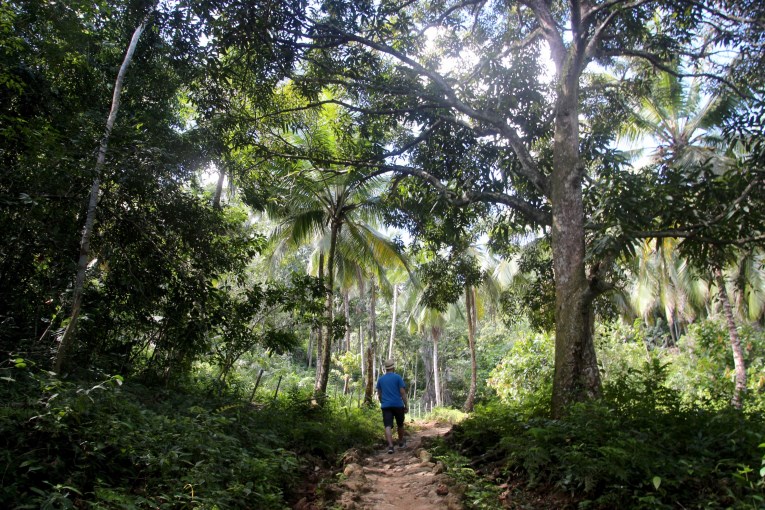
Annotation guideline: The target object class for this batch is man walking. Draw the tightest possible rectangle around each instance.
[376,358,408,454]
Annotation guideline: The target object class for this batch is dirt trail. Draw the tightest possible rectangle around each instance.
[296,422,464,510]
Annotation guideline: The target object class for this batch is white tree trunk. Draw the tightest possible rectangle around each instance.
[464,286,478,412]
[359,325,365,382]
[54,16,150,373]
[343,291,351,351]
[212,164,225,208]
[388,284,398,358]
[432,326,441,407]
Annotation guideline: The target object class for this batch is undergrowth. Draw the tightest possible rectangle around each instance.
[0,361,379,509]
[422,406,468,424]
[438,361,765,509]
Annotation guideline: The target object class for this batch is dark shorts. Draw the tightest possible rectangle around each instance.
[382,407,406,428]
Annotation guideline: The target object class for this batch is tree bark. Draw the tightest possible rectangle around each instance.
[307,329,313,368]
[54,16,150,374]
[315,219,339,396]
[715,267,747,409]
[419,335,436,407]
[364,278,378,403]
[549,68,602,418]
[431,325,442,407]
[388,283,398,358]
[463,286,478,412]
[319,220,342,395]
[364,345,374,404]
[343,290,351,351]
[412,356,418,403]
[212,164,225,209]
[314,252,325,389]
[359,323,365,383]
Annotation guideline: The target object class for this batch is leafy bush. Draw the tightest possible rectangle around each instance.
[594,320,653,382]
[669,320,765,412]
[0,363,379,509]
[487,331,553,411]
[423,406,468,424]
[446,363,765,509]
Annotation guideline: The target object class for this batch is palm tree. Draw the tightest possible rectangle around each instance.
[247,89,409,396]
[409,306,448,408]
[621,238,710,344]
[266,170,406,396]
[619,68,750,407]
[620,71,737,173]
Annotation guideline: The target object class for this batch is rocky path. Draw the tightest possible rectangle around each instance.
[296,422,463,510]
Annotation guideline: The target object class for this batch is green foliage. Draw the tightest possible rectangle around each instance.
[422,406,468,425]
[499,239,556,332]
[668,320,765,412]
[447,371,765,509]
[594,320,653,383]
[487,331,553,411]
[458,321,765,507]
[429,439,503,510]
[593,318,765,412]
[419,252,483,313]
[0,363,380,509]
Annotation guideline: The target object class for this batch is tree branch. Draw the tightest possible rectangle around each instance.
[376,164,552,225]
[604,49,752,99]
[522,0,566,69]
[308,24,552,197]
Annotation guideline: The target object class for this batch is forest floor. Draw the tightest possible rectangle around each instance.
[293,421,464,510]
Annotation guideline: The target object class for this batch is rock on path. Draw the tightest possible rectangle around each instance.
[305,422,464,510]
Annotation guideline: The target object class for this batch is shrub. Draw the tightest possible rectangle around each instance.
[486,331,553,411]
[446,362,765,509]
[0,363,379,509]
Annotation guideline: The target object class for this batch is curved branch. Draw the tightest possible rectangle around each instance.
[309,24,551,197]
[377,164,552,225]
[604,49,752,99]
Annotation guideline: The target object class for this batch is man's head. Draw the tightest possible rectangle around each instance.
[384,358,395,372]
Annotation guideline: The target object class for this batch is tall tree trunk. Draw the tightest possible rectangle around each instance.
[359,323,365,383]
[419,335,436,407]
[549,73,601,418]
[54,16,149,374]
[314,252,325,389]
[212,164,225,209]
[364,345,374,404]
[306,329,313,368]
[388,283,398,358]
[412,356,418,402]
[431,325,442,407]
[464,286,478,412]
[343,290,351,351]
[715,267,747,409]
[315,220,341,397]
[364,278,378,403]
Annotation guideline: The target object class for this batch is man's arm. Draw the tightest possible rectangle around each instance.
[399,386,408,411]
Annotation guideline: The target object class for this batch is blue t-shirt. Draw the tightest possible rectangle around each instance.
[376,372,406,409]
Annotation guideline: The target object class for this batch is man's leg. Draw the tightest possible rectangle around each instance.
[382,409,395,452]
[395,408,406,446]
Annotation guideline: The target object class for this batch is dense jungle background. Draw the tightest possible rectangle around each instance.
[1,0,764,508]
